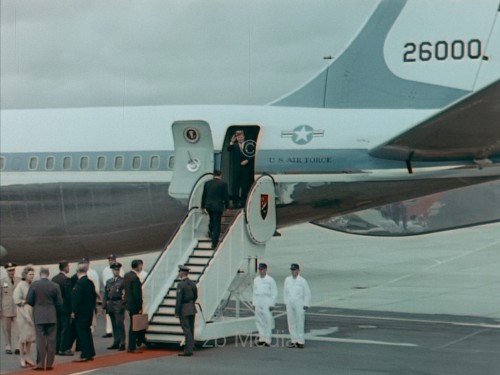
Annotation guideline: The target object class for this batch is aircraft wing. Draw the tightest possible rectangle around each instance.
[369,79,500,161]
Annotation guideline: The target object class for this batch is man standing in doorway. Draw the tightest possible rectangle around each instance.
[175,265,198,357]
[227,130,253,208]
[284,263,311,349]
[202,170,230,249]
[252,263,277,347]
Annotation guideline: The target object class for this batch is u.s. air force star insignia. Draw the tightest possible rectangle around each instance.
[281,125,324,145]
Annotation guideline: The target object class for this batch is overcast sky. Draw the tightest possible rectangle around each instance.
[0,0,373,109]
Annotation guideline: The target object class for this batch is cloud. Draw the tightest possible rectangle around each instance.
[1,0,373,109]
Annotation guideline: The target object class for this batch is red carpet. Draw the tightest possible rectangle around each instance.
[5,349,177,375]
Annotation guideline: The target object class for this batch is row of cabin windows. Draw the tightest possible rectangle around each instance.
[0,155,173,171]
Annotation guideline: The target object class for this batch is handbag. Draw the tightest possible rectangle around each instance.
[132,313,149,332]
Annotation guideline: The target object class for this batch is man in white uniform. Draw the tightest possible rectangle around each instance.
[284,263,311,349]
[252,263,277,347]
[101,254,124,338]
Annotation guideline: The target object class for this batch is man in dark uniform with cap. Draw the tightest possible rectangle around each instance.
[102,262,126,351]
[202,170,230,249]
[175,265,198,357]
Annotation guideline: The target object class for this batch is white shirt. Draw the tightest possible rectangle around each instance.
[87,267,100,296]
[284,275,311,307]
[252,274,278,306]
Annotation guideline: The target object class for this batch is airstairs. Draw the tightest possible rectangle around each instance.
[143,173,277,344]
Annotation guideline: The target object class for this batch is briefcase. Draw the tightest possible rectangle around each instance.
[132,313,149,332]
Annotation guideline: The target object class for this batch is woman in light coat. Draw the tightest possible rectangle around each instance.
[13,266,36,368]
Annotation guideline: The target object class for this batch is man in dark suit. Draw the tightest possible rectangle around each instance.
[71,266,96,362]
[51,260,74,356]
[26,267,63,371]
[227,130,253,208]
[175,265,198,357]
[123,259,144,353]
[102,262,126,351]
[202,170,230,249]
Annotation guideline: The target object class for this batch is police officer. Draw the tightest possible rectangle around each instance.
[252,263,277,347]
[284,263,311,349]
[1,262,20,354]
[102,262,126,351]
[175,265,198,357]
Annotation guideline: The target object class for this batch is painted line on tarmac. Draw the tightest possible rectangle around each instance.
[265,333,418,347]
[306,311,500,329]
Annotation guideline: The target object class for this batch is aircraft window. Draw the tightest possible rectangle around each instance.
[97,156,106,170]
[132,156,141,170]
[80,156,89,170]
[46,156,55,170]
[63,156,72,170]
[29,157,38,170]
[168,156,175,170]
[150,155,160,169]
[114,156,124,170]
[0,157,5,170]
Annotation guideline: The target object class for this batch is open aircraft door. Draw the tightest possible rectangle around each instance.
[168,121,214,200]
[245,174,277,245]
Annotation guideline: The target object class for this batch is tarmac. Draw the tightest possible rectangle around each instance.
[1,221,499,374]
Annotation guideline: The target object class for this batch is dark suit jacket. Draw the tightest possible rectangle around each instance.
[52,272,72,314]
[26,278,63,325]
[175,278,198,317]
[71,275,96,321]
[227,142,250,169]
[123,271,142,313]
[202,178,230,212]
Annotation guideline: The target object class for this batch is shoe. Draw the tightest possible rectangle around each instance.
[297,343,305,349]
[5,349,13,354]
[107,345,119,350]
[72,358,89,363]
[102,333,112,338]
[178,352,193,357]
[59,350,74,356]
[32,367,44,371]
[127,349,143,353]
[26,361,35,367]
[286,342,297,348]
[14,349,20,355]
[256,341,269,347]
[46,367,54,370]
[21,361,29,368]
[118,345,126,351]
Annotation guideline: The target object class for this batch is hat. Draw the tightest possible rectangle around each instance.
[290,263,300,270]
[78,257,90,264]
[4,262,16,271]
[107,254,117,260]
[178,264,190,272]
[258,263,267,270]
[110,262,122,270]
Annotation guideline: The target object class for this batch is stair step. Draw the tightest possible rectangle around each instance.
[192,250,214,257]
[148,324,184,334]
[186,257,211,265]
[162,299,176,307]
[183,265,205,273]
[145,333,185,343]
[197,242,213,249]
[152,315,180,325]
[158,306,176,315]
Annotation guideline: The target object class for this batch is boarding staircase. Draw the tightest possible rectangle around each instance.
[142,174,277,344]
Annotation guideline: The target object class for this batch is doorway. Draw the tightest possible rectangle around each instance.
[220,125,260,208]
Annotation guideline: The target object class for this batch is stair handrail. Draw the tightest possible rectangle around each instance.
[142,207,206,319]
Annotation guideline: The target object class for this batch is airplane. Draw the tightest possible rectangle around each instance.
[1,0,499,264]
